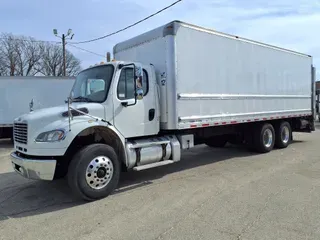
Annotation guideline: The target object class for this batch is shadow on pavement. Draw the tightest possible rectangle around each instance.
[0,139,12,149]
[0,141,304,220]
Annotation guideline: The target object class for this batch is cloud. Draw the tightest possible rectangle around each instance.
[1,0,319,77]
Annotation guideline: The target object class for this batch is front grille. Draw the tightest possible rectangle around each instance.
[14,123,28,144]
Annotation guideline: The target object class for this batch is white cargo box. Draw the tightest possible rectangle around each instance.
[0,76,75,126]
[114,20,313,130]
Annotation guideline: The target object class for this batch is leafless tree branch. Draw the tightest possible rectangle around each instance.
[0,33,81,77]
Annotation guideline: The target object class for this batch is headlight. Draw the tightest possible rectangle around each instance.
[35,129,66,142]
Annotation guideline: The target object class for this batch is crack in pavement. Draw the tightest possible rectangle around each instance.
[0,181,32,195]
[0,188,29,206]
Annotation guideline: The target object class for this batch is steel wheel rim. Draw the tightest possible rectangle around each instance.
[85,156,114,190]
[263,129,273,148]
[281,126,290,144]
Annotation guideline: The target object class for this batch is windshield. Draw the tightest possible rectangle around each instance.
[71,65,114,103]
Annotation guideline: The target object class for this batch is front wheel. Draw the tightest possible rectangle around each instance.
[68,144,120,201]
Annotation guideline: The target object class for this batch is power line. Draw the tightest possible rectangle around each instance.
[0,37,60,44]
[67,44,106,58]
[0,0,182,47]
[0,36,105,58]
[71,0,182,44]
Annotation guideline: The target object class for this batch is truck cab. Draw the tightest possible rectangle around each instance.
[12,61,157,153]
[71,61,160,138]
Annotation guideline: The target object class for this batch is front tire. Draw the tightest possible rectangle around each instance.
[68,144,120,201]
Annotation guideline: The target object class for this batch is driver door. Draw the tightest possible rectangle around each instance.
[113,66,158,138]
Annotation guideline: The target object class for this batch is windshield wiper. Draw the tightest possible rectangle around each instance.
[71,96,93,102]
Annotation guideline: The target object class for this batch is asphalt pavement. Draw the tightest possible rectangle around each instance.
[0,127,320,240]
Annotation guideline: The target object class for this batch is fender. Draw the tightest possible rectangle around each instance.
[19,115,127,167]
[63,119,128,168]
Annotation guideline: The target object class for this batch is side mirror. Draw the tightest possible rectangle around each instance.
[29,98,34,112]
[134,64,144,100]
[118,63,144,106]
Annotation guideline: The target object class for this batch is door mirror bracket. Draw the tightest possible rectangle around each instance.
[120,98,136,107]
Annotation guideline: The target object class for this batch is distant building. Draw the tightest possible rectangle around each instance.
[316,81,320,116]
[316,81,320,92]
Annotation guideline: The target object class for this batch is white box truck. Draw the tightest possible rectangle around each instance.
[10,21,315,201]
[0,76,75,139]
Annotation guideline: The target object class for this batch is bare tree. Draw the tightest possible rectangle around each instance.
[14,37,42,76]
[65,50,81,76]
[0,33,81,77]
[38,43,63,76]
[0,33,18,76]
[0,51,8,76]
[38,43,81,77]
[0,33,43,76]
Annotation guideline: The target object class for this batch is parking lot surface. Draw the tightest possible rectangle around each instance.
[1,129,320,240]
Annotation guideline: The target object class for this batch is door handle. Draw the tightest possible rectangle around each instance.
[149,109,155,121]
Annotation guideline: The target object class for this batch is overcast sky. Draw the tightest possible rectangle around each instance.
[1,0,320,76]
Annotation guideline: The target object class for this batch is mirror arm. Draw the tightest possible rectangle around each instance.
[121,99,136,107]
[121,101,128,107]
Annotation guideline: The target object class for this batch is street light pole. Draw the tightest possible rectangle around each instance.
[53,29,74,76]
[62,34,66,76]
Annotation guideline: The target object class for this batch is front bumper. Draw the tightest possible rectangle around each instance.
[10,152,57,180]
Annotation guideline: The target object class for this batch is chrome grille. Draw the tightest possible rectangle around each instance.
[14,123,28,144]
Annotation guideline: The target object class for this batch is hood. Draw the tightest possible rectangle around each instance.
[15,102,105,129]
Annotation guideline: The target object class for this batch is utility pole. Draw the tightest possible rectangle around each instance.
[53,29,74,76]
[106,52,111,62]
[62,34,66,76]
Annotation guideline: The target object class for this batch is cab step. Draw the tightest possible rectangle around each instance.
[133,160,174,171]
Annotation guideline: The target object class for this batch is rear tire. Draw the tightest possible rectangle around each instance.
[67,144,120,201]
[253,123,275,153]
[275,121,292,149]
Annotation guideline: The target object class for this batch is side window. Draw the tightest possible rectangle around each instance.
[117,68,135,100]
[117,68,149,100]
